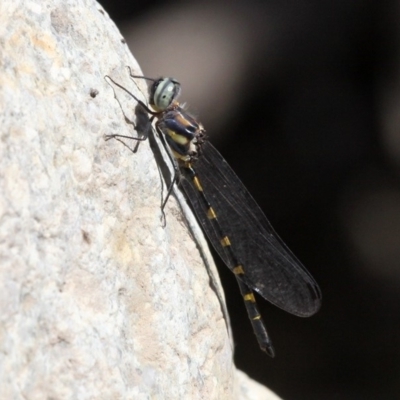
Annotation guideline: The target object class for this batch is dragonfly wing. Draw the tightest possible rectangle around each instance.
[180,141,321,317]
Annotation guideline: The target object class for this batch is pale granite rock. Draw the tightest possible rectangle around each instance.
[0,0,281,399]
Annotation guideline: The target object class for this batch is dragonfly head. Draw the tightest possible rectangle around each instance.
[150,77,181,111]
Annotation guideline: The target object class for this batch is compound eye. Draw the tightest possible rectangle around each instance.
[152,78,180,110]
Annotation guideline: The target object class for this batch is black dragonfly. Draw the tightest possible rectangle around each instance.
[105,68,322,357]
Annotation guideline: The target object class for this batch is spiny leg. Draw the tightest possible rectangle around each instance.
[104,75,151,150]
[104,74,181,224]
[156,124,183,213]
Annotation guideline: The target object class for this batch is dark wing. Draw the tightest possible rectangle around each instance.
[180,141,321,317]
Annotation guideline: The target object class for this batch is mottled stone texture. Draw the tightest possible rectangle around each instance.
[0,0,281,399]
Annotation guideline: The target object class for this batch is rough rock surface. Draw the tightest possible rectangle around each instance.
[0,0,281,399]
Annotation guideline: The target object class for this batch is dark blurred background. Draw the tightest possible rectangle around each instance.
[99,1,400,399]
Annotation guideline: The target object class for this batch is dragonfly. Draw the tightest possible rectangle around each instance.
[105,68,322,356]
